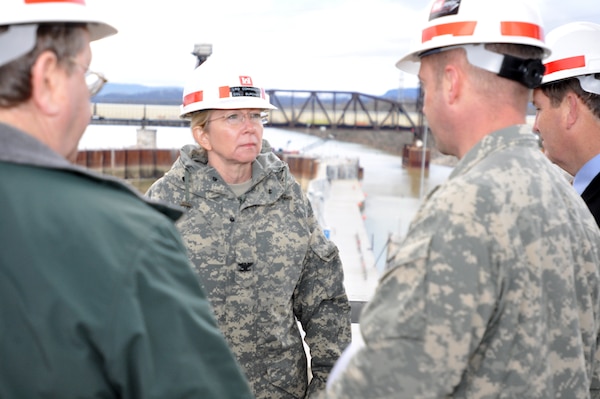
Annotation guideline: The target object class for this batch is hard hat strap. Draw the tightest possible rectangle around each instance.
[420,44,544,88]
[496,54,545,89]
[577,75,600,95]
[462,44,544,88]
[0,24,38,68]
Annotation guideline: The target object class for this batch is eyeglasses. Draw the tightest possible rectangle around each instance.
[68,58,107,97]
[207,111,268,127]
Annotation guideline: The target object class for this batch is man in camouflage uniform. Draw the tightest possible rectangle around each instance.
[146,57,351,399]
[322,1,600,398]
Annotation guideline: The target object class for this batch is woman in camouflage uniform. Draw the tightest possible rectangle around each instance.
[146,57,351,399]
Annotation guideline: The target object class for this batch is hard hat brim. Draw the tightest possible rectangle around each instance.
[180,97,277,119]
[0,2,118,42]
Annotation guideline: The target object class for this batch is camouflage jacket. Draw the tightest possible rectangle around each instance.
[146,140,351,399]
[323,125,600,398]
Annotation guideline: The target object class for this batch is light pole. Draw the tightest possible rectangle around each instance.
[191,43,213,67]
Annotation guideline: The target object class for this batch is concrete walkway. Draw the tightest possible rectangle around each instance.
[323,179,379,306]
[307,158,381,339]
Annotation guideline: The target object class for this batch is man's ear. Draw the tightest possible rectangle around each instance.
[30,51,63,116]
[565,92,580,129]
[444,64,461,105]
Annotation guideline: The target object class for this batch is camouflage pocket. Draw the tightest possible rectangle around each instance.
[266,353,307,399]
[360,235,431,341]
[382,235,431,277]
[309,229,338,262]
[309,231,342,297]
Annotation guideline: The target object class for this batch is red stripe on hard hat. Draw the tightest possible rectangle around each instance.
[501,22,543,40]
[544,55,586,75]
[422,21,543,44]
[25,0,86,4]
[183,91,203,106]
[219,86,230,98]
[422,21,477,43]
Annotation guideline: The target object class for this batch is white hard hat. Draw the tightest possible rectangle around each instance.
[542,21,600,95]
[396,0,550,76]
[0,0,117,67]
[180,56,277,119]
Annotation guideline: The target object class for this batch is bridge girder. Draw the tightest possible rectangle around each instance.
[266,89,417,132]
[88,89,421,133]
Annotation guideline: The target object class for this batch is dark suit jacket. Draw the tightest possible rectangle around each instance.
[582,172,600,227]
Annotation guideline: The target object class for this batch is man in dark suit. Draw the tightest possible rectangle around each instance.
[533,21,600,226]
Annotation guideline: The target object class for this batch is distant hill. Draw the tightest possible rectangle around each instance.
[92,83,421,105]
[93,83,183,105]
[381,87,420,102]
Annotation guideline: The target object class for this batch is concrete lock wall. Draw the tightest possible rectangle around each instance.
[137,128,157,149]
[75,149,179,180]
[75,148,320,190]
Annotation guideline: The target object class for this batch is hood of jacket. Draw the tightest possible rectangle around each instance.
[162,139,295,207]
[0,122,184,221]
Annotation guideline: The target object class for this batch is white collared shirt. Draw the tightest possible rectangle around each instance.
[573,153,600,195]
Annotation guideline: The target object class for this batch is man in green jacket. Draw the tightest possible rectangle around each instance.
[0,1,253,398]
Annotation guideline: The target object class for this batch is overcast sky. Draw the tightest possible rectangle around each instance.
[87,0,600,96]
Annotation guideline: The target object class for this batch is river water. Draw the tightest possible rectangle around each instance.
[80,124,453,272]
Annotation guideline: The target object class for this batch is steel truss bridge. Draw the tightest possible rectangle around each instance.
[89,89,421,133]
[266,90,417,131]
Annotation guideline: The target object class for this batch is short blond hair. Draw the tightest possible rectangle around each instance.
[189,109,212,130]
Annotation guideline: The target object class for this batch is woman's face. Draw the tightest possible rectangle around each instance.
[195,108,264,168]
